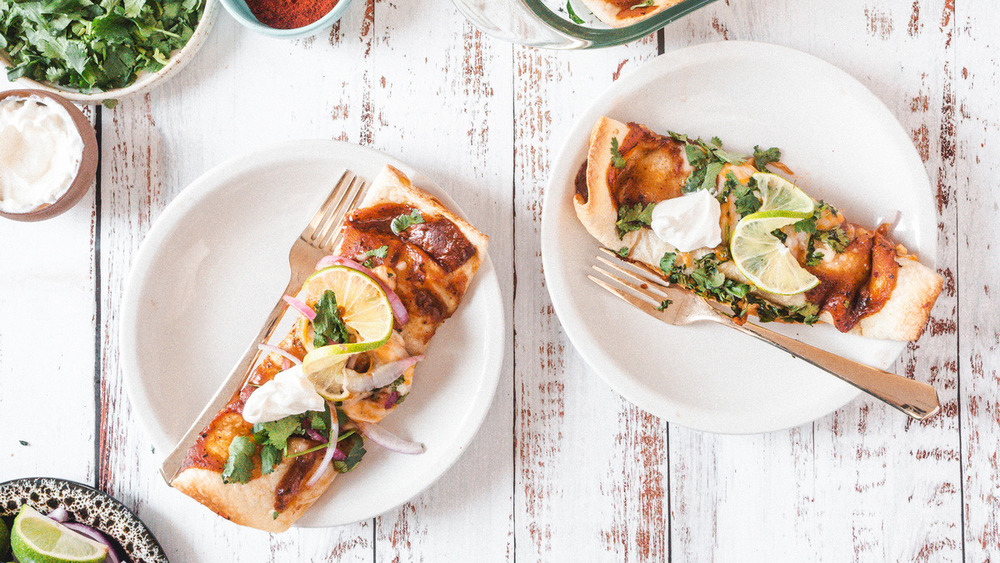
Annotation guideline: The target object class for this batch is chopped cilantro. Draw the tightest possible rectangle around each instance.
[816,227,850,253]
[391,209,425,234]
[312,290,350,348]
[271,510,279,520]
[363,245,388,259]
[804,237,824,267]
[610,137,627,169]
[700,162,724,192]
[260,444,282,475]
[222,436,255,484]
[18,440,28,446]
[655,299,673,311]
[753,146,782,171]
[253,415,306,451]
[617,246,630,257]
[566,0,585,22]
[630,0,655,7]
[732,177,762,217]
[615,202,655,239]
[333,434,367,473]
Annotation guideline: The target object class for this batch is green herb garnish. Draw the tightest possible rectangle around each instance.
[221,436,255,484]
[655,299,673,311]
[333,433,367,473]
[361,245,388,268]
[753,146,782,171]
[610,137,627,169]
[617,246,630,257]
[631,0,655,8]
[312,290,349,348]
[566,0,585,23]
[0,0,205,93]
[391,209,424,234]
[615,202,655,239]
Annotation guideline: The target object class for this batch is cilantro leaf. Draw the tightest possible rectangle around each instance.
[733,179,761,217]
[617,246,629,257]
[312,290,349,348]
[816,227,850,253]
[610,137,627,169]
[260,444,282,475]
[363,245,388,259]
[391,209,424,234]
[253,415,305,451]
[631,0,655,8]
[222,436,255,484]
[566,0,585,23]
[333,434,367,473]
[655,299,673,311]
[753,146,782,171]
[615,202,655,239]
[699,161,724,193]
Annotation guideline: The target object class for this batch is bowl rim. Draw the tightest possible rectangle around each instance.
[0,0,219,103]
[219,0,355,38]
[0,89,99,222]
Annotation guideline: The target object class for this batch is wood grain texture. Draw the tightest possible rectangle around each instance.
[0,96,97,485]
[512,34,669,561]
[957,0,1000,559]
[664,1,964,560]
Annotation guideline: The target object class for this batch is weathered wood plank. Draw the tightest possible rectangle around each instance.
[664,0,962,560]
[512,35,667,560]
[96,13,377,561]
[0,91,97,485]
[368,1,516,561]
[956,0,1000,559]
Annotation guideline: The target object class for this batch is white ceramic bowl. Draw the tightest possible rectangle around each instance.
[0,0,219,104]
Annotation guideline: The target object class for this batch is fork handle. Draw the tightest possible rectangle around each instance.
[727,319,940,420]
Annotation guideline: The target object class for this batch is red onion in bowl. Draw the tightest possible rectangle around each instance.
[46,506,69,522]
[283,295,316,320]
[317,256,409,325]
[356,421,425,455]
[61,522,120,563]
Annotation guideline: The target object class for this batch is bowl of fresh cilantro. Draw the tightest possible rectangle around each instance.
[0,0,219,105]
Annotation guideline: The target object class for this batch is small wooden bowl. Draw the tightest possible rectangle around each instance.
[0,89,99,222]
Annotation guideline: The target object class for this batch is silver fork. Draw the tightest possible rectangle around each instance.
[589,248,940,421]
[159,170,368,482]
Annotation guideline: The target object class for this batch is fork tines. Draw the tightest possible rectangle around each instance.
[588,249,675,316]
[305,171,368,251]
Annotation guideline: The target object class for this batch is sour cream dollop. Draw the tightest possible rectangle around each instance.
[650,190,723,252]
[242,364,325,424]
[0,96,84,214]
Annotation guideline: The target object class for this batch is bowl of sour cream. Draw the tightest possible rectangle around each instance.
[0,89,98,221]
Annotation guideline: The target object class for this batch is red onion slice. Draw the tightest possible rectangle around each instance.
[357,421,426,455]
[258,343,302,366]
[46,507,69,522]
[306,411,340,488]
[317,256,410,325]
[344,355,423,394]
[61,522,119,563]
[283,295,316,320]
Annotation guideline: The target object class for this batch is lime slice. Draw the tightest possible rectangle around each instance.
[301,346,352,401]
[10,506,108,563]
[730,210,820,295]
[296,266,394,354]
[753,172,814,217]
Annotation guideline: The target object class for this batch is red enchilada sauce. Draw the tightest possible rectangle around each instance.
[606,123,687,208]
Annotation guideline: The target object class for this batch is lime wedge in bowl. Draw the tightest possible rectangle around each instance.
[10,505,108,563]
[730,210,820,295]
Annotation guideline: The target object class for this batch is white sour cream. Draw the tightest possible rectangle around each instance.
[0,96,84,214]
[650,190,723,252]
[242,364,325,424]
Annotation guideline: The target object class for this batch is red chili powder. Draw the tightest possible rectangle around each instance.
[244,0,339,29]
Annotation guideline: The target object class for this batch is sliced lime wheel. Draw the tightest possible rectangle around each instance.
[730,210,820,295]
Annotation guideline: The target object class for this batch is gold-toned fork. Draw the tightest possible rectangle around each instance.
[159,170,368,482]
[589,248,941,421]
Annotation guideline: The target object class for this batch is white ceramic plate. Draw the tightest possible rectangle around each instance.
[120,140,504,526]
[0,0,218,103]
[541,41,937,434]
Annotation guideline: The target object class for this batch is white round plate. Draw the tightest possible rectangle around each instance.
[120,140,504,526]
[541,41,937,434]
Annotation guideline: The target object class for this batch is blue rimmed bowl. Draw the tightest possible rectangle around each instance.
[220,0,354,39]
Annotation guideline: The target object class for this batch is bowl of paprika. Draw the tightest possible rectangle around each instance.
[221,0,352,38]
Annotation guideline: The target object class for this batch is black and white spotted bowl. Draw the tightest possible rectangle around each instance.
[0,478,167,562]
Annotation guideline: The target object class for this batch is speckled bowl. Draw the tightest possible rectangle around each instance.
[0,477,168,562]
[0,89,99,222]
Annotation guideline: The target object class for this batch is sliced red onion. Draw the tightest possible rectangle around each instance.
[305,413,340,488]
[384,390,400,409]
[344,355,423,394]
[357,421,425,455]
[304,427,327,443]
[46,506,69,522]
[283,295,316,320]
[333,448,347,461]
[61,522,119,563]
[318,256,409,325]
[258,343,302,366]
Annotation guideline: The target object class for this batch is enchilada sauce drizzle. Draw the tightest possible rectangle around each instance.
[606,123,687,208]
[610,0,655,17]
[806,224,899,332]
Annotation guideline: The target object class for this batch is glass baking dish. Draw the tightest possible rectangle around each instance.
[452,0,718,49]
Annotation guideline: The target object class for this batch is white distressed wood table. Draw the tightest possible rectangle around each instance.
[1,0,997,560]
